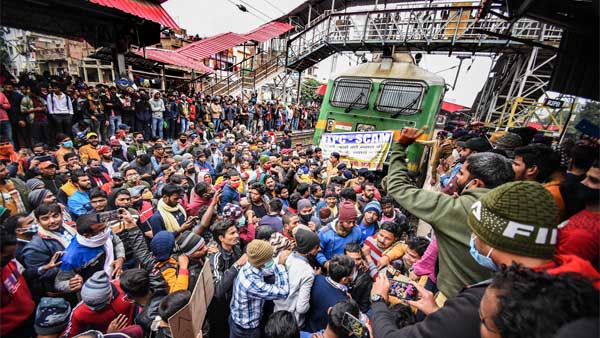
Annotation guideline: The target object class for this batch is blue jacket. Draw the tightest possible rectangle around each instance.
[165,101,178,119]
[304,275,349,333]
[148,209,186,235]
[220,184,240,211]
[196,160,214,176]
[67,190,91,218]
[315,220,362,266]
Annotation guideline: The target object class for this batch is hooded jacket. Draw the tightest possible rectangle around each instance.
[386,143,491,298]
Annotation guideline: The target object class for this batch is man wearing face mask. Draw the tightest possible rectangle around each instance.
[386,127,514,300]
[55,212,126,293]
[4,214,37,266]
[297,198,320,231]
[55,134,75,169]
[556,160,600,268]
[135,90,152,139]
[123,167,150,190]
[230,240,290,338]
[79,132,101,165]
[440,137,491,195]
[127,132,148,162]
[369,181,600,338]
[86,159,112,193]
[128,154,154,185]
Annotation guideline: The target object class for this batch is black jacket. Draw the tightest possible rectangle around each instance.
[120,227,169,332]
[371,283,487,338]
[349,270,373,313]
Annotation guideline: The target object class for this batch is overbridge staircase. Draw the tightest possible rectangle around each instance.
[202,51,288,98]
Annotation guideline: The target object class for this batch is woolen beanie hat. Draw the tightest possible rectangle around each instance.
[297,198,312,211]
[150,231,176,261]
[319,207,332,220]
[259,155,270,165]
[467,181,559,259]
[222,203,243,220]
[181,159,191,170]
[81,271,112,311]
[294,228,320,254]
[176,230,205,256]
[338,201,358,222]
[29,189,51,209]
[495,132,522,150]
[363,201,382,216]
[247,240,274,267]
[26,178,45,191]
[34,297,71,335]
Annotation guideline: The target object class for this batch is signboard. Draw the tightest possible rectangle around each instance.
[319,131,394,170]
[544,98,564,109]
[169,263,215,338]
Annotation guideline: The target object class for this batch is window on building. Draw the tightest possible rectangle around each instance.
[86,67,99,83]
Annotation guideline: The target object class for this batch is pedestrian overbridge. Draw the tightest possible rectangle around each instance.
[285,1,562,72]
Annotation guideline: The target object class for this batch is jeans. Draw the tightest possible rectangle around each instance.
[109,115,122,137]
[152,117,164,139]
[136,119,152,139]
[212,118,221,132]
[292,117,299,130]
[229,316,261,338]
[0,120,12,143]
[180,118,189,133]
[51,114,72,138]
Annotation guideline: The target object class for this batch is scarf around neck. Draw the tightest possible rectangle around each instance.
[157,198,187,232]
[76,227,114,278]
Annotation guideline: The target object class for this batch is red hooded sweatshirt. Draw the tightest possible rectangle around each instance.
[534,254,600,289]
[1,260,35,335]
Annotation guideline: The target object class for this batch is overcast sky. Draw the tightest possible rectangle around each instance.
[162,0,492,107]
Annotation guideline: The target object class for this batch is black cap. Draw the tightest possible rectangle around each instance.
[459,137,492,152]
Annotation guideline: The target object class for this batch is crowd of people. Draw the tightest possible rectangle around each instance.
[0,74,598,338]
[0,74,320,151]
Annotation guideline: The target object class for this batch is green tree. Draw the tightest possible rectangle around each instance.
[300,78,323,103]
[566,100,600,136]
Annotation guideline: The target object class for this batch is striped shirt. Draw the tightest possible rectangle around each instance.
[230,263,289,329]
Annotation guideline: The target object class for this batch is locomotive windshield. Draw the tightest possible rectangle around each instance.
[376,80,425,115]
[330,77,372,110]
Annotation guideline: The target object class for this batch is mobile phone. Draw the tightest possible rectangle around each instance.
[388,279,418,301]
[575,118,600,139]
[97,210,121,223]
[341,312,369,338]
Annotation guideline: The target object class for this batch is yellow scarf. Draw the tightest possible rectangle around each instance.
[157,198,187,232]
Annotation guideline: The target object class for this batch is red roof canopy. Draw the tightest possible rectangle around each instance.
[134,48,214,73]
[89,0,179,29]
[244,21,294,43]
[315,84,327,96]
[176,32,248,61]
[441,101,469,113]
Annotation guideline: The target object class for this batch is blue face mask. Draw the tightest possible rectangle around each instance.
[469,236,498,271]
[62,140,73,148]
[237,216,246,227]
[263,258,275,270]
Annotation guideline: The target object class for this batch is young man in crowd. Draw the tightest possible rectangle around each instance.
[387,127,514,300]
[229,240,290,338]
[316,201,362,270]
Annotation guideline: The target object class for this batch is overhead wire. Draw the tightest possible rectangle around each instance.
[259,0,286,15]
[224,0,269,22]
[238,0,274,21]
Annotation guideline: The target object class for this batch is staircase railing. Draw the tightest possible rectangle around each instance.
[203,51,287,97]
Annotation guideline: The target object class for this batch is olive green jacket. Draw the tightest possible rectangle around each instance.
[386,142,491,298]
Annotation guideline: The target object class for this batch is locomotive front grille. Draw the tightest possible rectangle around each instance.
[376,80,425,115]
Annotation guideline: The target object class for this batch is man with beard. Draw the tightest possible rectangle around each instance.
[128,154,154,185]
[273,228,319,326]
[79,132,101,165]
[99,145,124,177]
[357,181,377,211]
[0,159,30,215]
[386,127,514,299]
[362,222,407,278]
[441,137,491,195]
[148,183,195,235]
[67,169,93,218]
[110,138,127,162]
[150,143,165,173]
[556,160,600,268]
[249,182,270,219]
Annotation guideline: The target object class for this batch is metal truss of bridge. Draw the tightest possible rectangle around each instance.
[284,1,566,131]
